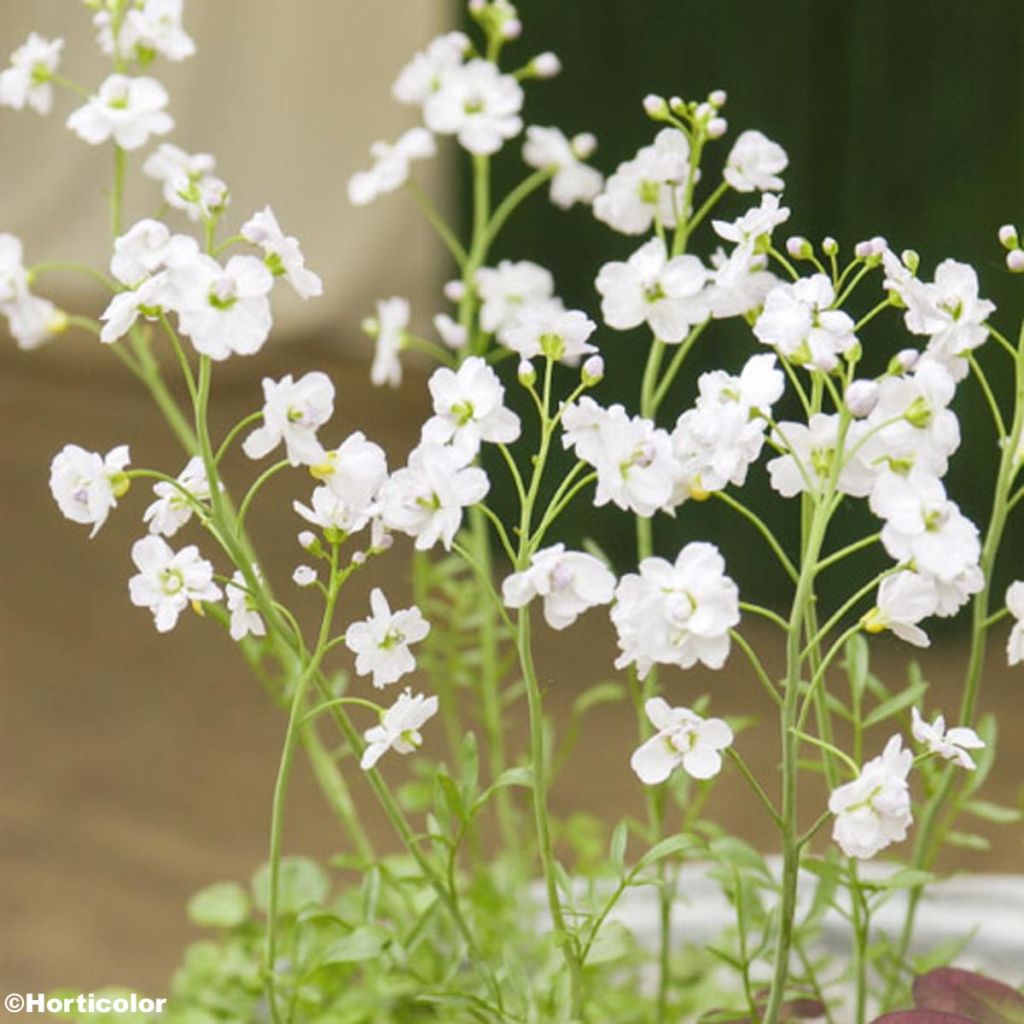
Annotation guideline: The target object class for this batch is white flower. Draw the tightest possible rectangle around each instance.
[870,471,980,582]
[723,130,788,192]
[243,371,335,466]
[862,571,939,648]
[143,455,211,537]
[367,296,409,388]
[911,708,984,770]
[345,588,430,688]
[128,536,221,633]
[501,304,596,365]
[611,542,740,678]
[672,354,783,497]
[348,127,437,206]
[502,544,616,630]
[226,570,266,642]
[596,238,709,343]
[1006,581,1024,666]
[240,206,323,300]
[754,274,857,371]
[522,126,603,209]
[562,400,679,517]
[292,565,317,587]
[361,688,439,770]
[593,128,691,235]
[98,274,166,344]
[0,233,28,304]
[630,698,733,784]
[933,565,983,618]
[706,244,779,320]
[475,260,555,339]
[295,432,388,537]
[829,735,913,860]
[421,357,521,454]
[392,31,469,106]
[66,74,173,151]
[379,443,489,550]
[433,312,467,350]
[49,443,131,538]
[423,59,523,156]
[3,289,65,350]
[767,414,875,499]
[95,0,194,62]
[142,142,217,217]
[110,219,174,286]
[712,194,791,249]
[0,33,63,115]
[175,254,274,359]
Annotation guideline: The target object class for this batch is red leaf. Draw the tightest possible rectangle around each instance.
[914,968,1024,1024]
[872,1014,975,1024]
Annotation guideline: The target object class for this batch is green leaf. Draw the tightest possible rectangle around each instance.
[459,731,479,807]
[962,800,1023,825]
[572,681,627,717]
[319,924,389,965]
[610,822,628,874]
[862,675,928,729]
[470,766,533,815]
[187,881,250,929]
[251,857,330,916]
[869,868,937,891]
[585,920,634,965]
[636,833,700,872]
[945,830,991,851]
[436,770,466,825]
[843,632,871,703]
[912,932,976,974]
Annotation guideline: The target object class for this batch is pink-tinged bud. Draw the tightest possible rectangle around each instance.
[695,101,713,121]
[845,379,879,418]
[786,235,811,259]
[1008,249,1024,273]
[377,532,394,552]
[668,96,686,114]
[822,236,839,257]
[582,354,604,385]
[571,132,597,159]
[709,88,727,108]
[293,565,317,587]
[894,348,920,373]
[298,530,316,550]
[999,224,1020,250]
[468,0,486,13]
[854,240,873,259]
[643,93,669,120]
[707,117,728,139]
[500,18,522,39]
[517,359,537,386]
[351,550,367,566]
[443,279,465,302]
[532,51,561,78]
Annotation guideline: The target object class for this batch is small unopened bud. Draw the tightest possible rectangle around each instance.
[822,236,839,257]
[582,354,604,385]
[532,51,561,78]
[351,550,367,566]
[709,89,727,108]
[468,0,486,13]
[860,607,885,634]
[695,101,714,121]
[500,17,522,39]
[1008,250,1024,273]
[845,379,879,418]
[643,93,670,120]
[443,279,465,302]
[668,96,686,115]
[786,235,812,259]
[293,565,317,587]
[998,224,1019,250]
[517,359,537,386]
[298,530,317,550]
[890,348,920,375]
[571,132,597,160]
[901,249,920,274]
[361,316,379,337]
[707,117,728,139]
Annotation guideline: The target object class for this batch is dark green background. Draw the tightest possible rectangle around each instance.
[465,1,1024,615]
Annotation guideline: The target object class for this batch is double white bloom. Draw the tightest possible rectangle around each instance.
[243,372,335,467]
[49,443,131,538]
[67,74,173,151]
[631,699,733,784]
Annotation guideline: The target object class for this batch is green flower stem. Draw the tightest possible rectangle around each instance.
[813,533,881,576]
[404,180,469,268]
[714,490,799,583]
[28,261,118,292]
[127,326,199,453]
[887,322,1024,994]
[729,629,782,707]
[111,146,126,238]
[968,353,1007,437]
[727,748,782,826]
[483,168,553,251]
[215,411,263,464]
[684,180,729,241]
[738,601,790,632]
[650,320,710,415]
[849,861,870,1024]
[236,459,290,531]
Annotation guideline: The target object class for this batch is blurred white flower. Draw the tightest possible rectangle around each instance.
[596,237,709,343]
[243,371,335,466]
[367,296,409,388]
[911,707,984,770]
[829,735,913,860]
[424,59,523,156]
[66,74,173,151]
[476,260,555,340]
[712,194,790,249]
[392,31,469,106]
[241,206,323,300]
[861,571,939,648]
[49,443,131,538]
[611,542,740,677]
[502,544,615,630]
[128,536,221,633]
[706,244,779,319]
[345,588,430,688]
[142,143,217,218]
[522,126,603,209]
[723,130,788,192]
[361,688,439,770]
[0,33,63,115]
[501,304,596,364]
[226,570,266,642]
[1006,581,1024,666]
[348,127,436,206]
[631,698,733,784]
[143,455,211,537]
[95,0,194,62]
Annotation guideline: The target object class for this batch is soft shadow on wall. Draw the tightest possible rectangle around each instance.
[470,0,1024,615]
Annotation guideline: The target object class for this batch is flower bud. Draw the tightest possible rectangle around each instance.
[351,550,367,566]
[822,236,839,257]
[500,18,522,39]
[582,354,604,385]
[361,316,379,337]
[298,530,317,550]
[643,94,670,120]
[786,235,812,259]
[845,379,879,418]
[668,96,687,115]
[532,51,561,78]
[517,359,537,386]
[901,249,920,274]
[707,117,728,139]
[293,565,317,587]
[709,88,727,108]
[695,101,714,121]
[468,0,486,12]
[1008,250,1024,273]
[571,132,597,160]
[889,348,920,375]
[998,224,1019,250]
[443,279,465,302]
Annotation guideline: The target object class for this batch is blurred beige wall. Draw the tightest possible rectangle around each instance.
[0,0,454,343]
